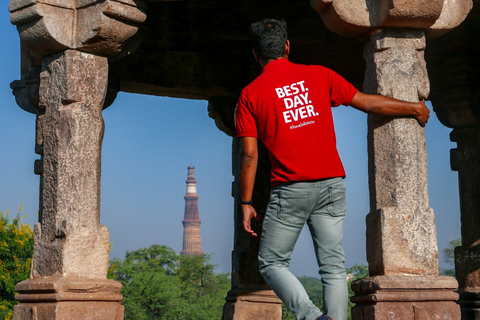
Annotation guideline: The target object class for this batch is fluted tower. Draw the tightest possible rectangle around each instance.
[181,165,204,256]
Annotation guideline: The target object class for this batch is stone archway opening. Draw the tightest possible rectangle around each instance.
[100,93,234,272]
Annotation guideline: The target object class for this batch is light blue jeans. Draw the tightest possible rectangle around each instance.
[258,177,348,320]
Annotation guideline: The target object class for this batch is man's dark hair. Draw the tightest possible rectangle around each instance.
[248,19,288,61]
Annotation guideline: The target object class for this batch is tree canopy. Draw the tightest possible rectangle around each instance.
[108,244,229,320]
[0,206,34,320]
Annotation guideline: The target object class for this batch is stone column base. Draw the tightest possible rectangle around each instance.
[222,288,282,320]
[351,275,460,320]
[13,276,123,320]
[458,290,480,320]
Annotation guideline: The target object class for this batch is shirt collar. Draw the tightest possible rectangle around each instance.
[262,58,290,72]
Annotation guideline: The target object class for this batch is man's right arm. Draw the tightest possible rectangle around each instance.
[240,137,259,237]
[350,92,430,126]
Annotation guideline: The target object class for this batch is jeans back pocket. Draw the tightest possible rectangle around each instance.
[276,189,310,225]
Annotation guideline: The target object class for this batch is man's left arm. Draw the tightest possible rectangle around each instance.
[350,92,430,126]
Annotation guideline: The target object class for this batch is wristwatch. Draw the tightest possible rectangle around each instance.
[240,200,253,205]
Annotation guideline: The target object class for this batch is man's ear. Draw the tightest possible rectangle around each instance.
[252,48,261,63]
[285,40,290,56]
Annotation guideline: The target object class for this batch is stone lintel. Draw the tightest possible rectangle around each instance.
[222,288,282,320]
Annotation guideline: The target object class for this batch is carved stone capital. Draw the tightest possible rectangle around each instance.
[311,0,472,39]
[9,0,146,114]
[9,0,147,58]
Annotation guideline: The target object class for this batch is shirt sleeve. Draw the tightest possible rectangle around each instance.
[235,92,258,138]
[325,67,359,107]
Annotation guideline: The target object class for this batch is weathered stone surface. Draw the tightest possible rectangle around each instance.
[367,207,438,275]
[456,244,480,289]
[9,0,147,58]
[311,0,472,38]
[13,277,123,320]
[223,289,282,320]
[351,276,460,320]
[32,50,109,278]
[364,29,437,276]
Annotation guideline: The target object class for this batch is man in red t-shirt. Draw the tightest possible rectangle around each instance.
[236,19,429,320]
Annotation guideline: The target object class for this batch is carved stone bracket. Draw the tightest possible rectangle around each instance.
[9,0,147,114]
[208,97,238,137]
[310,0,472,39]
[9,0,147,58]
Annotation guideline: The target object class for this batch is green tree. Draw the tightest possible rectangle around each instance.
[441,238,461,277]
[346,263,369,320]
[109,245,229,320]
[0,206,34,320]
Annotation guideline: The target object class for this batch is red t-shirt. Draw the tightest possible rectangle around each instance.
[236,59,358,187]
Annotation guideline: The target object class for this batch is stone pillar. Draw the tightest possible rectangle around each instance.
[452,126,480,320]
[350,28,459,320]
[428,11,480,316]
[310,0,472,319]
[9,1,146,319]
[208,98,282,320]
[14,49,124,320]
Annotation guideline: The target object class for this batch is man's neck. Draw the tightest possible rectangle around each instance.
[260,56,288,67]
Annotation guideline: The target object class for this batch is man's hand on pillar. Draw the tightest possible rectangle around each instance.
[414,100,430,127]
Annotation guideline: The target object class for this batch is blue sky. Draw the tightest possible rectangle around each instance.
[0,6,460,277]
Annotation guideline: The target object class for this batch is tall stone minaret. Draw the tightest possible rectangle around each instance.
[181,165,204,256]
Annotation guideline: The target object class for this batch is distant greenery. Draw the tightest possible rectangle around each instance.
[108,244,230,320]
[441,238,461,277]
[282,264,369,320]
[0,206,34,320]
